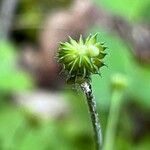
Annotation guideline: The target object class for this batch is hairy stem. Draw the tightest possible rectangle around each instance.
[80,81,102,150]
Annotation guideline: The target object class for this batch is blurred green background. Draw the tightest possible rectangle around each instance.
[0,0,150,150]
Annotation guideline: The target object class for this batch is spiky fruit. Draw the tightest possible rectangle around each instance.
[57,33,107,84]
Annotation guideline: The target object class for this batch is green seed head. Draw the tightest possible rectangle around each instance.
[57,33,107,84]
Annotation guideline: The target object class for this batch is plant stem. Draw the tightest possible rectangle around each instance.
[80,81,102,150]
[0,0,18,40]
[103,90,123,150]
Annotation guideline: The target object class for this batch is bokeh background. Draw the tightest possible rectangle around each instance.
[0,0,150,150]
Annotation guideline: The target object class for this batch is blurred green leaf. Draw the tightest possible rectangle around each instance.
[0,41,33,93]
[94,0,150,21]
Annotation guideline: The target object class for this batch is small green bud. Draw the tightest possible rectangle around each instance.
[57,33,107,84]
[111,73,128,91]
